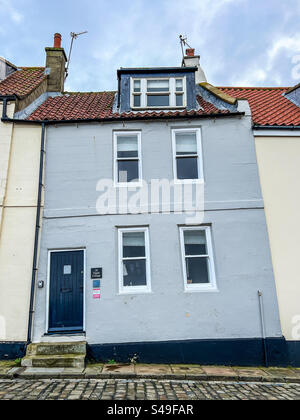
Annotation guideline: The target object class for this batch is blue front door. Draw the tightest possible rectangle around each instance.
[49,250,84,333]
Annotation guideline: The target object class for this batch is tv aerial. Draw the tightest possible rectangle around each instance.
[179,35,192,59]
[65,31,88,79]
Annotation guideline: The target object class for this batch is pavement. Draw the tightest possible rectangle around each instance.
[0,361,300,383]
[0,378,299,400]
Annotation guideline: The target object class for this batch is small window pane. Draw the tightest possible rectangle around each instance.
[184,230,207,255]
[133,95,141,107]
[176,132,197,155]
[134,80,141,92]
[123,259,147,286]
[176,79,183,92]
[177,157,198,180]
[176,94,183,107]
[186,257,209,284]
[147,95,169,107]
[118,160,139,183]
[147,79,169,92]
[117,136,138,158]
[123,232,145,258]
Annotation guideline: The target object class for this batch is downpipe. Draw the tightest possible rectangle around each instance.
[258,290,269,367]
[27,122,46,345]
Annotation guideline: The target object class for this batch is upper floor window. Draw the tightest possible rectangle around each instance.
[114,132,142,186]
[131,77,186,109]
[180,226,217,292]
[118,227,151,294]
[172,128,203,181]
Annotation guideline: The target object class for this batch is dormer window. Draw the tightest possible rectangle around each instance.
[131,77,186,109]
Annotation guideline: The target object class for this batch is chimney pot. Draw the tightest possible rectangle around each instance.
[186,48,195,57]
[54,33,62,48]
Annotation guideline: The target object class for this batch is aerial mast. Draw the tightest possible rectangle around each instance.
[65,31,88,80]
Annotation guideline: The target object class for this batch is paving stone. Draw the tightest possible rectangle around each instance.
[135,364,172,377]
[19,368,64,378]
[171,364,206,376]
[233,367,271,381]
[0,361,18,374]
[59,368,84,378]
[202,366,237,378]
[84,364,104,377]
[102,364,135,377]
[263,367,298,378]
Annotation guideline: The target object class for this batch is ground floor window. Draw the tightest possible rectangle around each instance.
[180,226,217,292]
[118,227,151,294]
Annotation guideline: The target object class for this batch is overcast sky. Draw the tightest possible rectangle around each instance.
[0,0,300,91]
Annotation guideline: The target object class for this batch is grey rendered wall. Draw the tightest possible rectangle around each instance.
[32,116,282,344]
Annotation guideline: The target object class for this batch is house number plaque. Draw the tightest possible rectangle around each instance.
[91,268,102,279]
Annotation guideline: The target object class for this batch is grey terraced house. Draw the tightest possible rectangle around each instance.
[28,46,286,366]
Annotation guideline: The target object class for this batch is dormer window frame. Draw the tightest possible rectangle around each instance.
[130,76,187,110]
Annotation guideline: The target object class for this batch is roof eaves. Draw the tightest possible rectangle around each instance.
[117,67,197,76]
[25,110,244,124]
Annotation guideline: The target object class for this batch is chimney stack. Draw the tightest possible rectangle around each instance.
[45,33,67,93]
[182,48,207,84]
[186,48,195,57]
[53,33,62,48]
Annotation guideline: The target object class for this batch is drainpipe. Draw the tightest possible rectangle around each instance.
[27,122,46,344]
[258,290,269,367]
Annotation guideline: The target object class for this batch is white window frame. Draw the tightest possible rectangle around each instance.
[172,128,204,183]
[180,226,218,293]
[118,227,152,295]
[130,77,187,110]
[114,131,142,187]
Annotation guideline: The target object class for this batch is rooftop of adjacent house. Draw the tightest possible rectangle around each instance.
[219,86,300,127]
[0,67,47,98]
[24,84,300,127]
[0,40,299,128]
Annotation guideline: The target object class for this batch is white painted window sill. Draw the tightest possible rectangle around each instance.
[184,287,219,294]
[118,290,153,296]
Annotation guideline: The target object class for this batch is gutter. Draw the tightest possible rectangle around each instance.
[253,125,300,130]
[0,95,17,119]
[1,111,245,126]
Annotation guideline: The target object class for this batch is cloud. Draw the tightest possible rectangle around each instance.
[268,35,300,62]
[230,33,300,86]
[0,0,23,23]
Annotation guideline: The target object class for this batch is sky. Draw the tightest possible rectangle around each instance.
[0,0,300,92]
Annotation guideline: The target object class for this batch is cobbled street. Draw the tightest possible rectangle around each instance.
[0,379,299,400]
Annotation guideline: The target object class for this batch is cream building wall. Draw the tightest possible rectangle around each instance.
[0,104,42,342]
[255,134,300,342]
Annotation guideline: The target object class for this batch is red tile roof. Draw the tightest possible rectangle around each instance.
[0,67,47,98]
[219,87,300,127]
[27,92,233,121]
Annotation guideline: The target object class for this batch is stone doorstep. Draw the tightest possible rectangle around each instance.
[1,364,300,383]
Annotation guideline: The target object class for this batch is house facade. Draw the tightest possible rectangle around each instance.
[25,50,286,366]
[220,85,300,367]
[0,34,66,358]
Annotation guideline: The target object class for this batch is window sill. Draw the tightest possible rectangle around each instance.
[114,182,143,188]
[118,289,153,296]
[184,286,219,294]
[174,179,205,185]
